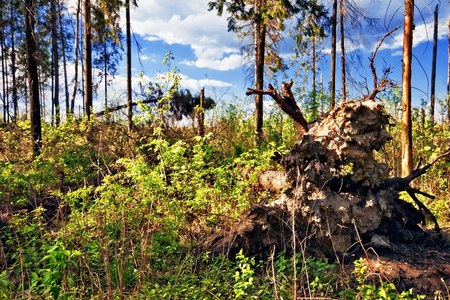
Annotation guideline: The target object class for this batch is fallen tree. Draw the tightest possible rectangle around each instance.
[202,87,447,259]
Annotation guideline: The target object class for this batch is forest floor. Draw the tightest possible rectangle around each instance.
[342,227,450,297]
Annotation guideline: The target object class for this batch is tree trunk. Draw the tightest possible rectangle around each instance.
[52,0,60,126]
[10,3,18,121]
[59,6,70,119]
[197,87,205,137]
[447,17,449,123]
[25,0,42,156]
[254,0,266,142]
[71,0,81,116]
[401,0,414,177]
[104,42,108,117]
[126,0,133,131]
[430,4,438,125]
[339,0,346,101]
[84,0,93,119]
[312,32,317,118]
[1,31,6,122]
[330,0,337,109]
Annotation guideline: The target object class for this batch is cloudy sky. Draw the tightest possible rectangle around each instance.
[89,0,450,113]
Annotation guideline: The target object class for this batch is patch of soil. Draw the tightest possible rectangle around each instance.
[343,230,450,297]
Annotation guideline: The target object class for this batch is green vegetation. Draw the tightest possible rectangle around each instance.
[1,90,449,299]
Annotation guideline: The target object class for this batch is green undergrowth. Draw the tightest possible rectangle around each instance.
[1,96,450,298]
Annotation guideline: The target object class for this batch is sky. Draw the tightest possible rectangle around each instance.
[82,0,450,117]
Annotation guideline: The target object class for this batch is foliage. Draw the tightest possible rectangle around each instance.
[0,88,449,298]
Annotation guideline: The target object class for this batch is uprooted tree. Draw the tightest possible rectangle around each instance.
[202,79,447,259]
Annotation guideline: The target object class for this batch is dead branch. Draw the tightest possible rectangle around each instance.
[246,80,309,134]
[367,25,400,100]
[94,99,158,117]
[380,148,450,191]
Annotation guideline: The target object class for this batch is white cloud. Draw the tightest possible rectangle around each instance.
[179,74,233,91]
[130,0,242,71]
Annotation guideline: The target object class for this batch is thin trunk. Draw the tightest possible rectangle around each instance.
[254,0,266,141]
[59,7,70,119]
[330,0,337,109]
[84,0,93,118]
[430,4,438,125]
[339,0,347,101]
[1,32,6,122]
[25,0,42,156]
[312,34,317,118]
[52,0,60,126]
[71,0,81,115]
[401,0,414,177]
[197,87,205,137]
[10,3,18,121]
[447,17,450,123]
[104,42,108,113]
[126,0,132,131]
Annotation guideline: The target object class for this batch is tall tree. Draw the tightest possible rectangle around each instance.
[330,0,337,109]
[401,0,414,177]
[429,4,438,125]
[126,0,132,131]
[10,1,18,121]
[254,0,266,141]
[84,0,93,118]
[339,0,346,101]
[24,0,41,156]
[71,0,81,115]
[51,0,60,126]
[447,17,450,123]
[209,0,326,141]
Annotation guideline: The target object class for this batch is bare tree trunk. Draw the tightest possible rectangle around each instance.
[430,4,438,125]
[104,42,108,115]
[447,17,450,124]
[59,6,70,120]
[312,33,317,118]
[401,0,414,177]
[84,0,93,119]
[254,0,266,142]
[71,0,81,115]
[10,3,18,121]
[52,0,60,126]
[25,0,42,156]
[197,87,205,137]
[126,0,132,131]
[330,0,337,109]
[339,0,347,101]
[1,31,6,122]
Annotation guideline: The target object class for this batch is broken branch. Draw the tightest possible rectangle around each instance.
[246,80,309,135]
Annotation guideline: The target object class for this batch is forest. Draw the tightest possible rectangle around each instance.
[1,0,450,299]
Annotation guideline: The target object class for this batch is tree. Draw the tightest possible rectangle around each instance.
[209,0,326,141]
[126,0,133,131]
[401,0,414,177]
[330,0,337,109]
[24,0,41,156]
[84,0,93,119]
[51,0,60,126]
[10,1,18,121]
[448,17,450,123]
[339,0,347,101]
[430,4,438,125]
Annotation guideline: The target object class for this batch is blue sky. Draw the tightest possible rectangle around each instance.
[84,0,450,116]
